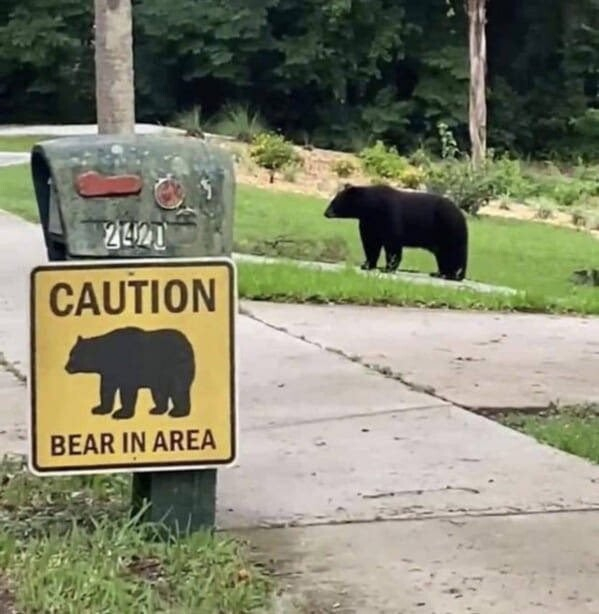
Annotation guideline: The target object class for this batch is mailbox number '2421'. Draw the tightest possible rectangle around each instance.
[103,221,167,251]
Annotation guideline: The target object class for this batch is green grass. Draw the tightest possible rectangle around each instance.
[237,261,543,311]
[499,404,599,464]
[0,457,274,614]
[0,164,37,221]
[0,135,56,152]
[2,164,599,313]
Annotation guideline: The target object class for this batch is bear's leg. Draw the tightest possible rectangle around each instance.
[168,379,192,418]
[149,386,169,415]
[359,220,382,270]
[91,377,116,415]
[434,249,462,281]
[112,386,138,420]
[383,242,403,273]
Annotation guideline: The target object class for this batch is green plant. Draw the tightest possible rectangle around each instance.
[359,140,409,179]
[398,165,426,189]
[171,105,204,137]
[408,146,433,167]
[484,155,535,201]
[249,132,301,183]
[425,160,493,215]
[551,180,593,208]
[437,121,460,160]
[332,158,356,178]
[211,104,267,143]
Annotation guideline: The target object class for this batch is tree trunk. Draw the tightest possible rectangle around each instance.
[467,0,487,169]
[94,0,135,135]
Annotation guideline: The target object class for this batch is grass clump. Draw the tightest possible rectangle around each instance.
[0,457,274,614]
[499,404,599,465]
[211,104,268,143]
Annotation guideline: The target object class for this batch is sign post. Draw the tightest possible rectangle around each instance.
[29,134,237,533]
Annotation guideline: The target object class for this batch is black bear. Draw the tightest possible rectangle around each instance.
[324,183,469,281]
[65,327,196,420]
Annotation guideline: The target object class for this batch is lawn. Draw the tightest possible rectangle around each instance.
[0,457,274,613]
[0,135,55,152]
[2,163,599,313]
[498,404,599,465]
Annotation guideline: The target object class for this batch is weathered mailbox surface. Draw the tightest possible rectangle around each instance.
[28,135,237,485]
[30,134,235,260]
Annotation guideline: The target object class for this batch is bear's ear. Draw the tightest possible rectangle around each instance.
[77,335,83,342]
[343,182,353,190]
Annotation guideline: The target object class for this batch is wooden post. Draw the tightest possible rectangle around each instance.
[468,0,487,169]
[94,0,136,135]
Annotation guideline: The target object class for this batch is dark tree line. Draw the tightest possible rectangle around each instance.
[1,0,598,160]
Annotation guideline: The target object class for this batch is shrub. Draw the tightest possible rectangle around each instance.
[332,159,356,178]
[425,160,493,215]
[359,140,408,179]
[437,121,460,160]
[249,132,302,183]
[211,104,267,143]
[484,155,535,201]
[397,165,426,189]
[171,105,204,137]
[408,146,433,167]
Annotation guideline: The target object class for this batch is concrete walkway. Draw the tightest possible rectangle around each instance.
[1,155,599,611]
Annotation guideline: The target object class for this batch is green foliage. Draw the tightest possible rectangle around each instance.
[359,140,408,179]
[331,159,356,178]
[398,165,426,189]
[437,121,460,160]
[2,0,599,160]
[249,132,302,182]
[425,160,493,215]
[171,105,204,137]
[483,155,536,201]
[210,104,268,143]
[358,140,426,188]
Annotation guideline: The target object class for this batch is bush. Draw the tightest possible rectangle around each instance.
[551,180,593,208]
[425,160,493,215]
[397,165,426,189]
[249,132,302,183]
[171,105,204,137]
[211,104,268,143]
[332,158,356,178]
[484,155,535,201]
[359,140,408,179]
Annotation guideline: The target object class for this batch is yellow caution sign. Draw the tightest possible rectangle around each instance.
[29,257,237,476]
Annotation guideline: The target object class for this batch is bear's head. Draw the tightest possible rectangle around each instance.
[65,335,97,374]
[324,183,363,219]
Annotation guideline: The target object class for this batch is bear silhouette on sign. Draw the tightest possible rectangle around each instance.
[65,327,196,420]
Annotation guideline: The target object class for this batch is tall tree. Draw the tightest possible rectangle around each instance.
[467,0,487,167]
[94,0,135,134]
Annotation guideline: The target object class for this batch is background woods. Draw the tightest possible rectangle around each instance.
[0,0,598,161]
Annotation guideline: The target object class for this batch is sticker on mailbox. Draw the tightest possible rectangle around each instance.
[29,258,237,476]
